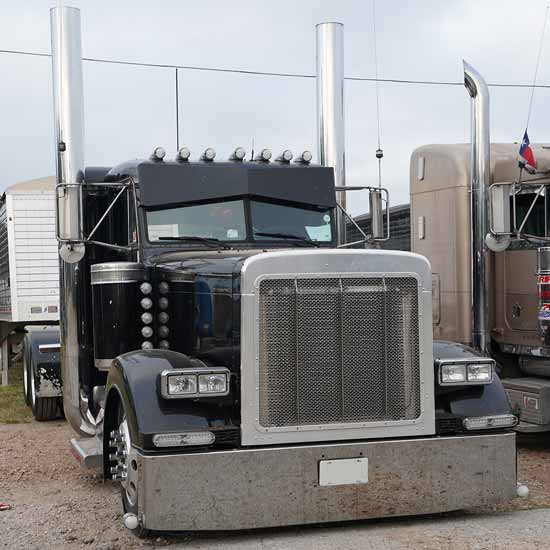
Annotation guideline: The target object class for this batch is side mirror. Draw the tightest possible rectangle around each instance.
[369,188,385,240]
[486,183,511,252]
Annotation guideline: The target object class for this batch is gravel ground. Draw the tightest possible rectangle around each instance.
[1,421,550,549]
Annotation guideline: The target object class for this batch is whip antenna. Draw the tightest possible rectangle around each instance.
[518,5,548,178]
[372,0,383,187]
[525,6,549,132]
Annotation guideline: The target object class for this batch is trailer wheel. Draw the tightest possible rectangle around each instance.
[111,401,148,538]
[22,338,31,406]
[29,357,59,421]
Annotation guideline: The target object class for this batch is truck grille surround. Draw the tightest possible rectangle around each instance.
[258,276,421,428]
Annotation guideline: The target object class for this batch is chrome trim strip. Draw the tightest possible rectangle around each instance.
[39,343,61,353]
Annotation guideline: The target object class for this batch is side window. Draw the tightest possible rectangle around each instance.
[512,193,546,237]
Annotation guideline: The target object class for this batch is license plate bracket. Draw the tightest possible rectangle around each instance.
[319,457,369,486]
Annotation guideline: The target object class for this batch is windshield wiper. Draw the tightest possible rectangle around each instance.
[254,232,321,247]
[157,236,231,249]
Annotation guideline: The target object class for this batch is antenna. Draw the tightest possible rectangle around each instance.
[250,138,255,161]
[372,0,383,188]
[525,5,549,133]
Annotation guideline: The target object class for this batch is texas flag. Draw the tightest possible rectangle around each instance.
[519,130,537,172]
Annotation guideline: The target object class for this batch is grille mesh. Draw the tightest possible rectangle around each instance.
[258,276,421,427]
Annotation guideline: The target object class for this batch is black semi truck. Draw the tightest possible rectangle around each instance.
[20,6,520,533]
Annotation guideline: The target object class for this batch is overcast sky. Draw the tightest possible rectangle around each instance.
[1,0,549,214]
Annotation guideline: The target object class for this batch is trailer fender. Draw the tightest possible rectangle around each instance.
[433,340,513,417]
[24,327,62,398]
[103,349,236,462]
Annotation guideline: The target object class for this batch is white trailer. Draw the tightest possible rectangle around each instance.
[0,176,60,409]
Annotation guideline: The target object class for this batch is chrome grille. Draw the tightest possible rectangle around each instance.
[258,276,420,427]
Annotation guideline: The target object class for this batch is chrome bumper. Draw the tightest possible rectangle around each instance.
[137,432,516,531]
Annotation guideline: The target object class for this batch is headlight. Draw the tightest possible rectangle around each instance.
[167,374,197,396]
[438,358,495,386]
[198,373,227,394]
[441,364,466,384]
[160,368,230,399]
[467,363,493,382]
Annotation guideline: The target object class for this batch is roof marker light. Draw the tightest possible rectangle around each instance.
[176,146,191,162]
[276,149,293,163]
[201,147,216,162]
[150,146,166,161]
[229,147,246,161]
[254,148,272,162]
[294,150,313,164]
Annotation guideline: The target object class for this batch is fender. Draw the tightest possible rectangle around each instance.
[104,349,239,455]
[433,340,513,433]
[25,327,62,398]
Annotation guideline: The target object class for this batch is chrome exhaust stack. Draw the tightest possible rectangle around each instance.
[463,61,490,354]
[50,6,95,436]
[316,22,346,245]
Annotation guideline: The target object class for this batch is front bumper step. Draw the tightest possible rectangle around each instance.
[137,432,516,531]
[70,437,102,469]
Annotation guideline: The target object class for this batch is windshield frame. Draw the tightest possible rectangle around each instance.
[140,197,336,249]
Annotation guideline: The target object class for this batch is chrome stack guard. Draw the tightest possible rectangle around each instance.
[137,432,516,531]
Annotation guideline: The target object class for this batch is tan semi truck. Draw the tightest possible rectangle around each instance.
[411,64,550,432]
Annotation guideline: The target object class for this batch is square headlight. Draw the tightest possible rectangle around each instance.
[440,363,466,384]
[167,374,197,396]
[198,373,228,394]
[161,368,230,399]
[467,363,493,382]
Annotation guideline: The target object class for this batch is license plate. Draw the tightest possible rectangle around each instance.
[319,457,369,486]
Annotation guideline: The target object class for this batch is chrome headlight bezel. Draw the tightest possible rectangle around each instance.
[437,358,495,386]
[160,367,230,399]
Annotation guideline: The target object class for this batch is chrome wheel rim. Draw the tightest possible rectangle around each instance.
[23,354,28,398]
[110,418,138,507]
[30,362,36,408]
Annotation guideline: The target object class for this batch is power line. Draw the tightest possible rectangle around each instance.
[2,47,550,89]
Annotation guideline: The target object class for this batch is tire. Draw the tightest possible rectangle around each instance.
[22,340,31,407]
[29,355,59,421]
[112,400,149,538]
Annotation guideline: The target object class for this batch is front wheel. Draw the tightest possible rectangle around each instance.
[109,401,147,537]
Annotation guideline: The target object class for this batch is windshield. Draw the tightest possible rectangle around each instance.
[146,200,247,242]
[145,199,333,244]
[251,200,332,242]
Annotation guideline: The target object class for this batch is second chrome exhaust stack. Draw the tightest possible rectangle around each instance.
[463,61,490,354]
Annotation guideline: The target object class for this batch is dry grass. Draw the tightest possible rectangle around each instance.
[0,361,33,424]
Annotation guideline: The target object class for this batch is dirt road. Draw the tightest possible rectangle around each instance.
[2,421,550,549]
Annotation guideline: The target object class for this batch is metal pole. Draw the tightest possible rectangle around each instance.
[464,61,490,354]
[316,22,346,245]
[51,6,95,436]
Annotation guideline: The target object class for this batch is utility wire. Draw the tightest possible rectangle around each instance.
[3,47,550,88]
